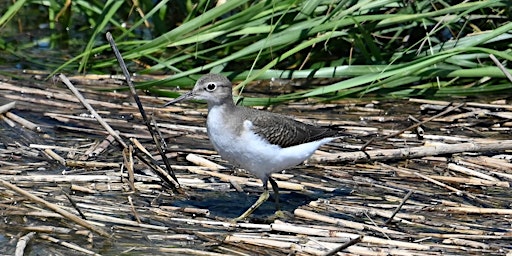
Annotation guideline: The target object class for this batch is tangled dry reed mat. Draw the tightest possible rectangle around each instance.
[0,72,511,255]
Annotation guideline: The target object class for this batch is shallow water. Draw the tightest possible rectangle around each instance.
[1,18,512,253]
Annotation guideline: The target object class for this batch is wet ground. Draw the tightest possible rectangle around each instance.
[0,71,512,255]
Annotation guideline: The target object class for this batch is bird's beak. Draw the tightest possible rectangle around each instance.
[163,91,194,107]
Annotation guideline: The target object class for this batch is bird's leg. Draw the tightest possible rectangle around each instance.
[268,177,280,211]
[233,188,269,222]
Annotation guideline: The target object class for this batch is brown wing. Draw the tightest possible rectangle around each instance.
[243,108,339,148]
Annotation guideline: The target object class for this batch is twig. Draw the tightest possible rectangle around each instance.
[385,190,413,225]
[186,153,226,170]
[15,232,36,256]
[363,211,390,239]
[157,206,210,217]
[44,148,66,165]
[0,101,15,114]
[362,103,464,150]
[0,178,110,237]
[441,206,512,215]
[128,196,141,223]
[324,235,362,256]
[130,138,180,188]
[271,222,430,250]
[391,165,492,206]
[62,190,87,220]
[489,54,512,83]
[312,140,512,163]
[123,146,136,192]
[447,163,498,181]
[59,74,127,149]
[39,234,101,256]
[294,208,365,230]
[0,174,121,183]
[410,98,512,111]
[105,32,179,187]
[5,112,42,132]
[428,175,509,188]
[59,73,178,191]
[186,166,304,191]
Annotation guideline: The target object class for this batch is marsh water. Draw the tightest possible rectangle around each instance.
[1,71,512,255]
[1,8,512,255]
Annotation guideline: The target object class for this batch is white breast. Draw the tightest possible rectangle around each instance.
[206,105,335,181]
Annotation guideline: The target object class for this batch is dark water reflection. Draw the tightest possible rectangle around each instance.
[173,187,352,220]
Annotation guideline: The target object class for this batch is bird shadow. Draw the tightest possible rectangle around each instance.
[172,187,352,220]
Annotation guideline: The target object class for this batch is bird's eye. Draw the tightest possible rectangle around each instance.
[205,83,216,91]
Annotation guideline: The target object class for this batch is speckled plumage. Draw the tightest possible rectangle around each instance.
[247,108,339,148]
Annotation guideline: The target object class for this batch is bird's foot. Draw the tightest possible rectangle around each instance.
[265,210,292,222]
[231,190,270,222]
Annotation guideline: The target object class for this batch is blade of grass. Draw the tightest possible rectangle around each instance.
[78,0,124,73]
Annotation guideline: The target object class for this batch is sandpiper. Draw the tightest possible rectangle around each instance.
[165,73,340,220]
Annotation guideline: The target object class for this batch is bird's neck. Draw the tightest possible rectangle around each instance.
[207,97,236,111]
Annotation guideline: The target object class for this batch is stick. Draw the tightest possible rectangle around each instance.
[442,206,512,215]
[123,146,136,192]
[294,208,364,230]
[15,232,36,256]
[410,98,512,111]
[5,112,42,132]
[130,138,180,189]
[361,103,464,150]
[186,153,226,170]
[39,234,101,256]
[59,74,127,149]
[0,101,15,114]
[105,32,179,187]
[0,179,110,237]
[324,235,362,256]
[0,174,121,183]
[312,140,512,163]
[447,163,498,181]
[187,166,304,191]
[59,73,178,190]
[489,54,512,83]
[385,190,413,225]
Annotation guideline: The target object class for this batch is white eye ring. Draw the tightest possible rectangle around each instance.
[205,83,216,91]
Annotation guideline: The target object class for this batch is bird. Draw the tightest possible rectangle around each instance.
[165,73,341,221]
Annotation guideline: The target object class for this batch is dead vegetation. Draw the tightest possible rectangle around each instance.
[0,72,511,255]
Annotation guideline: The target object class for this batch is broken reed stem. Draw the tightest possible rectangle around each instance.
[38,234,101,256]
[385,190,413,225]
[62,191,87,220]
[59,73,179,191]
[442,206,512,215]
[58,74,127,149]
[362,103,464,150]
[105,32,179,186]
[130,138,180,189]
[186,153,226,170]
[0,179,111,237]
[128,196,141,223]
[324,235,362,256]
[0,101,16,114]
[489,54,512,83]
[15,231,35,256]
[123,146,136,192]
[271,222,430,250]
[5,111,42,132]
[313,140,512,163]
[294,208,364,230]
